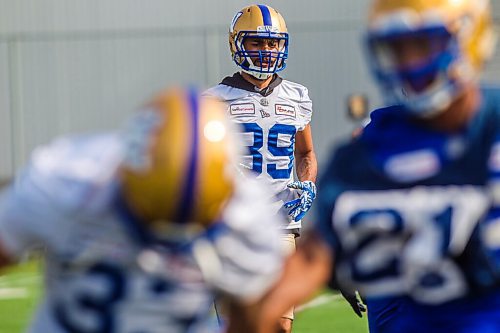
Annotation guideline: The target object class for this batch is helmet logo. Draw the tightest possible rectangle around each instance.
[122,110,163,172]
[230,12,243,32]
[257,25,279,33]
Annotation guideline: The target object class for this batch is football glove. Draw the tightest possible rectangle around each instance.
[340,289,367,318]
[283,181,317,222]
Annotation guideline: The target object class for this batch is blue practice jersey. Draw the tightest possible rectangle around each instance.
[316,86,500,333]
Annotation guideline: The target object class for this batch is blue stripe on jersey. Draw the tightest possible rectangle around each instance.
[176,88,199,224]
[258,4,272,26]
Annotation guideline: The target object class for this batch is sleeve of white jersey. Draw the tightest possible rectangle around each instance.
[201,86,223,100]
[201,87,215,98]
[297,87,313,131]
[0,135,118,260]
[193,178,286,303]
[0,165,64,259]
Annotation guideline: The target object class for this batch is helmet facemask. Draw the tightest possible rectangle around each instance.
[233,30,289,80]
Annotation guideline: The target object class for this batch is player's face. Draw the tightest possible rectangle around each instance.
[387,36,433,68]
[373,32,450,92]
[243,38,281,69]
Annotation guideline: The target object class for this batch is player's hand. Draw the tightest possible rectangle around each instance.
[340,289,367,318]
[283,181,316,222]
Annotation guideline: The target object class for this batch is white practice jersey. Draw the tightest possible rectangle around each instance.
[204,73,313,230]
[0,134,284,333]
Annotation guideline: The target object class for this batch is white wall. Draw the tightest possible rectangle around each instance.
[0,42,13,177]
[0,1,367,34]
[0,0,498,177]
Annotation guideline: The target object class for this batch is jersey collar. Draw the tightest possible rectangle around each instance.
[220,72,282,97]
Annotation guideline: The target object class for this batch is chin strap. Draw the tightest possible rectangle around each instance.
[243,69,273,80]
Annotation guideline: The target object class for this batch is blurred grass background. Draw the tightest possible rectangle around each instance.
[0,260,368,333]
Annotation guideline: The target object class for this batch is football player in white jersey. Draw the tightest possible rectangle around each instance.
[0,88,286,333]
[204,6,317,331]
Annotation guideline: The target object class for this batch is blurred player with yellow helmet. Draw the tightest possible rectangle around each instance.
[0,87,285,333]
[205,5,318,332]
[119,90,234,229]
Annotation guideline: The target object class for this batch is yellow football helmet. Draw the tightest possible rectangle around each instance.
[119,88,236,231]
[366,0,496,116]
[229,4,289,80]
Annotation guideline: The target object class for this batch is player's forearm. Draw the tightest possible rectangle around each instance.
[257,237,332,332]
[0,241,13,270]
[226,300,262,333]
[296,152,317,183]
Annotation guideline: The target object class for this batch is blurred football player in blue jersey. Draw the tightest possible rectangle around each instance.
[258,1,500,333]
[0,88,286,333]
[204,6,317,331]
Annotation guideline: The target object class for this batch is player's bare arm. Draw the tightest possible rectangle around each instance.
[0,241,12,268]
[295,124,317,183]
[257,232,332,333]
[226,299,265,333]
[284,124,317,222]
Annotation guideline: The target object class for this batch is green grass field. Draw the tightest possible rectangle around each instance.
[295,294,369,333]
[0,261,368,333]
[0,261,43,333]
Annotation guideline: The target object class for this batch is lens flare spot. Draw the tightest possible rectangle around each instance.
[204,121,226,142]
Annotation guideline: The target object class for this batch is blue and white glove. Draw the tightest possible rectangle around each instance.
[283,181,317,222]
